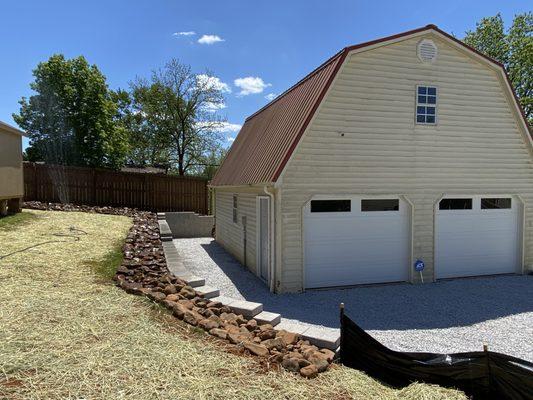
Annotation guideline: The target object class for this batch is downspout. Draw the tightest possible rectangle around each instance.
[263,186,276,292]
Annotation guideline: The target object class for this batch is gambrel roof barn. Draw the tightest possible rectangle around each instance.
[211,25,533,293]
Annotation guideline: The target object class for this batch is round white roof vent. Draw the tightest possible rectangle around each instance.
[417,39,438,64]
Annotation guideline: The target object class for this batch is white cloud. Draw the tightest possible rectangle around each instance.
[173,31,196,36]
[234,77,272,96]
[198,34,224,44]
[227,137,235,143]
[196,74,231,93]
[194,121,242,134]
[217,122,242,133]
[264,93,278,101]
[203,102,227,112]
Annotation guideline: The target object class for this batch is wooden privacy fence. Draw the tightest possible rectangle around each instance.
[23,163,209,214]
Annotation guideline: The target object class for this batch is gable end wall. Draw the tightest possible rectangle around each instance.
[278,34,533,292]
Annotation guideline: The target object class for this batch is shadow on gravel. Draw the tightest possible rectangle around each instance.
[200,241,533,331]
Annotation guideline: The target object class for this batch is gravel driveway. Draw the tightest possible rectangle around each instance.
[173,237,533,361]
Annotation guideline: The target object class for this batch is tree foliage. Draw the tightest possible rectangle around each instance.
[127,59,226,175]
[464,12,532,124]
[13,54,128,168]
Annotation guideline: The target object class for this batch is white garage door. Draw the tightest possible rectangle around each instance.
[304,197,410,288]
[435,196,520,279]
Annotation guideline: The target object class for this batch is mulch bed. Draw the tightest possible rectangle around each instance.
[23,202,335,378]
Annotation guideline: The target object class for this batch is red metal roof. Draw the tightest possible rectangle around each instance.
[211,25,531,187]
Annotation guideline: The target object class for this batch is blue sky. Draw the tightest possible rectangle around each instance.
[1,0,529,150]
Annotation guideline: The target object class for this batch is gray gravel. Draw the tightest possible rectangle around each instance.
[173,237,533,361]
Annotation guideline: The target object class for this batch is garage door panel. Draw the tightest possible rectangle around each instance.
[304,196,409,288]
[306,242,407,266]
[436,196,519,279]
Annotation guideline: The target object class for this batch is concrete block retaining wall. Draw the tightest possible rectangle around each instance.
[164,212,214,238]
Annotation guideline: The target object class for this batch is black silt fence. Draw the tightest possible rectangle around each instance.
[339,306,533,400]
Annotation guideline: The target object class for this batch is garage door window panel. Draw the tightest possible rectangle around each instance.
[310,200,351,213]
[439,198,472,210]
[361,199,399,212]
[481,198,512,210]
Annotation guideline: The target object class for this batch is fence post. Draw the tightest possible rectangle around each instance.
[92,169,97,206]
[339,303,345,363]
[33,163,38,201]
[204,180,209,215]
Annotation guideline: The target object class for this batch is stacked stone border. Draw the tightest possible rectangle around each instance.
[23,201,336,378]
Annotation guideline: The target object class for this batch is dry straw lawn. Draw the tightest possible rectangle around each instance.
[0,210,467,400]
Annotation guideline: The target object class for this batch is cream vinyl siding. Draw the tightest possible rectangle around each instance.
[0,131,23,200]
[278,34,533,292]
[215,188,262,274]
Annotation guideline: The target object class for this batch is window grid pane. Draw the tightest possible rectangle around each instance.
[416,86,437,124]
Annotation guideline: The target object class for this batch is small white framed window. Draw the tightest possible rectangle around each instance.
[232,194,238,223]
[416,86,437,124]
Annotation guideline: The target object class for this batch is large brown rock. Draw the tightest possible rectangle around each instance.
[277,330,300,345]
[165,294,180,302]
[281,357,300,373]
[147,291,166,302]
[179,286,196,299]
[300,364,318,379]
[199,318,219,330]
[262,338,285,351]
[227,332,251,344]
[319,348,336,363]
[183,310,203,326]
[172,303,189,319]
[178,299,194,310]
[209,328,228,340]
[162,284,177,295]
[244,342,269,357]
[244,319,258,331]
[258,329,277,341]
[307,353,329,372]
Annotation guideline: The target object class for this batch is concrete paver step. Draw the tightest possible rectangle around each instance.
[180,275,205,288]
[254,311,281,326]
[301,326,340,351]
[209,295,236,306]
[194,285,220,299]
[227,300,263,318]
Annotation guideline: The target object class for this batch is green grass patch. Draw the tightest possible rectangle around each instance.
[0,211,39,231]
[86,240,125,282]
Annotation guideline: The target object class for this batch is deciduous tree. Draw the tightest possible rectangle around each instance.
[464,13,532,124]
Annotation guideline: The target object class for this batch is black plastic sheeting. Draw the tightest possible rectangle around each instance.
[339,310,533,400]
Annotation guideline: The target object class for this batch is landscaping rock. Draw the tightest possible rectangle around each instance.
[183,310,203,326]
[178,299,194,310]
[209,328,227,340]
[244,342,269,357]
[199,318,219,330]
[244,319,257,331]
[147,291,166,302]
[165,294,180,302]
[258,329,277,341]
[319,348,336,363]
[179,286,196,299]
[162,284,177,295]
[281,357,300,373]
[262,338,285,351]
[277,330,300,345]
[172,303,189,319]
[300,364,318,379]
